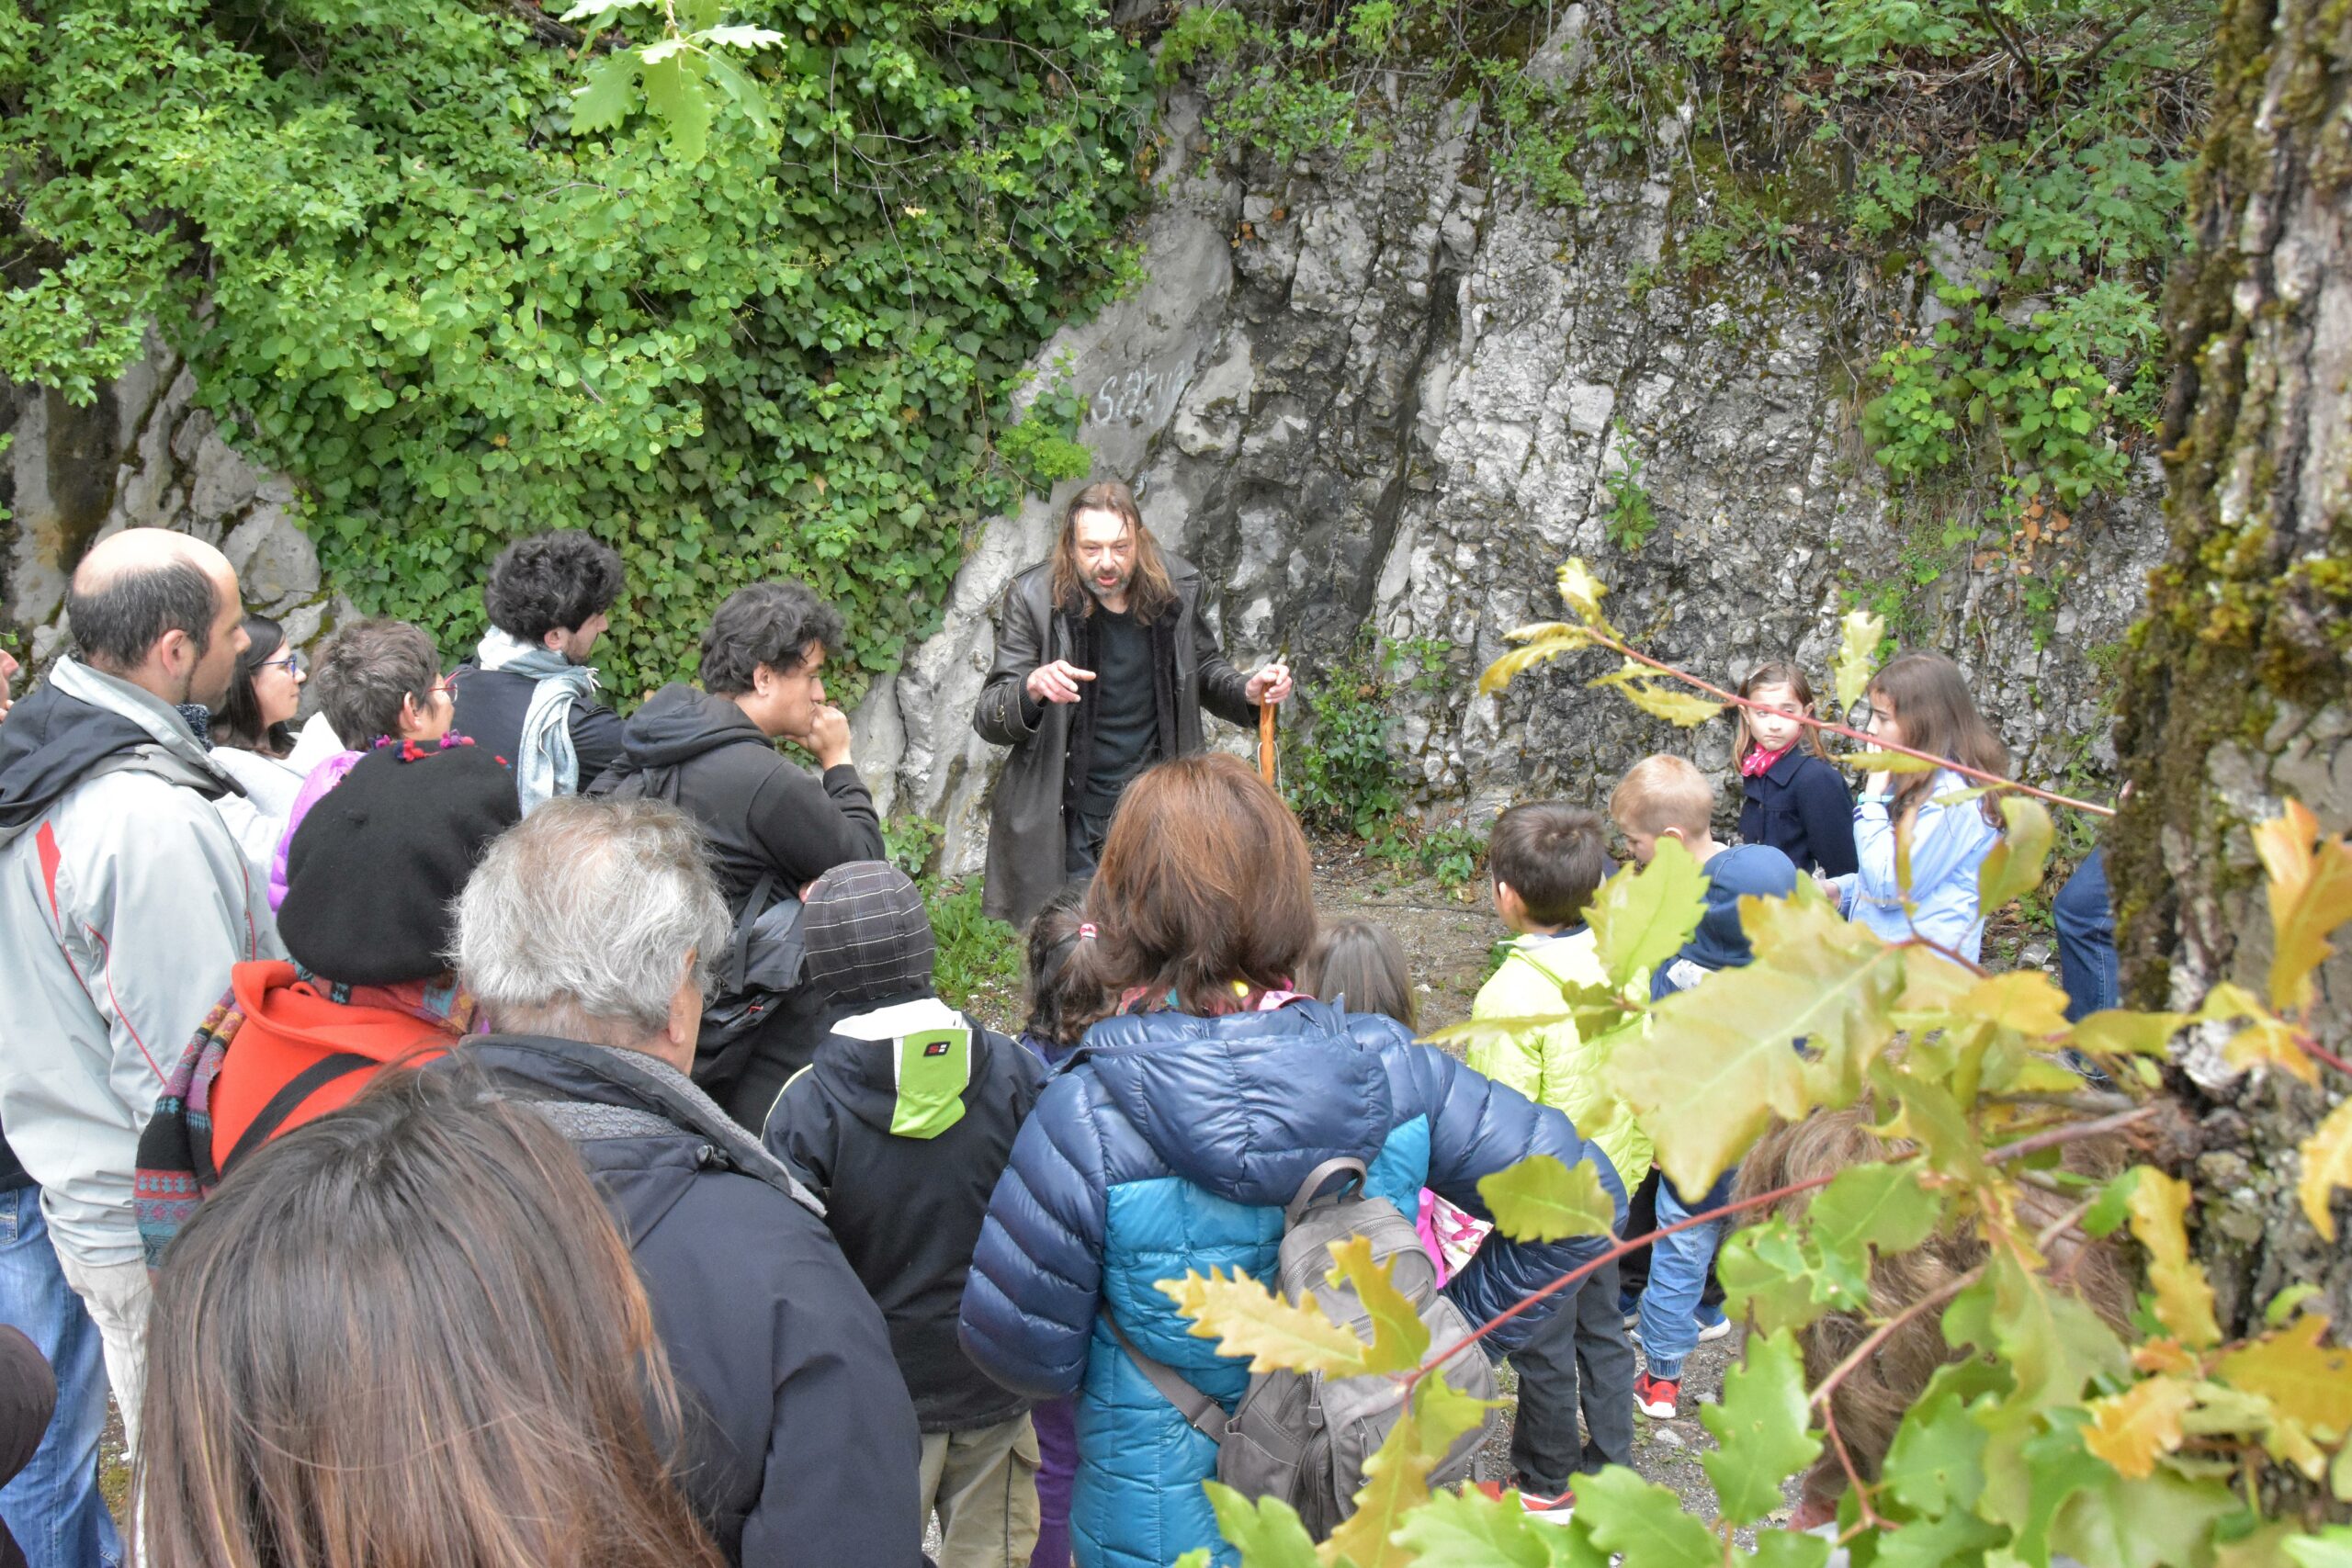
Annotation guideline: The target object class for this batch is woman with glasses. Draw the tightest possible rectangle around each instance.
[209,615,310,888]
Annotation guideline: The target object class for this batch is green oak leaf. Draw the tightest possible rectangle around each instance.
[1750,1529,1833,1568]
[1879,1359,1999,1516]
[1200,1483,1317,1568]
[1571,1465,1723,1568]
[1589,837,1710,988]
[1392,1484,1605,1568]
[1700,1329,1823,1526]
[1476,1155,1618,1244]
[1978,796,2055,912]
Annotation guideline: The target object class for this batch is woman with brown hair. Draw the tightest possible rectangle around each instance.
[138,1069,721,1568]
[959,753,1624,1567]
[1733,1107,2131,1529]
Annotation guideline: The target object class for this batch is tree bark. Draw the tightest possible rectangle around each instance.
[2112,0,2352,1334]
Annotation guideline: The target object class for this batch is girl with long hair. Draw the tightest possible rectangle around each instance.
[208,615,311,888]
[960,753,1624,1564]
[1731,659,1857,877]
[139,1070,722,1568]
[1825,651,2009,961]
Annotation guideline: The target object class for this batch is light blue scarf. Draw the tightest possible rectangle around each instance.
[478,628,600,815]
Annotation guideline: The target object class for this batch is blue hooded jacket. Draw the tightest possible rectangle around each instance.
[1651,844,1802,999]
[956,1000,1623,1568]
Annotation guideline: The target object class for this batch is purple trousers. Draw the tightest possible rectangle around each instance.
[1027,1396,1077,1568]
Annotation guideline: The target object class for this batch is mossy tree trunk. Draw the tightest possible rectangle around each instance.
[2110,0,2351,1334]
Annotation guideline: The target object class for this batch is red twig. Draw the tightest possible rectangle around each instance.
[1822,1404,1891,1532]
[1984,1103,2160,1164]
[1582,629,2118,818]
[1806,1265,1984,1411]
[2295,1032,2352,1078]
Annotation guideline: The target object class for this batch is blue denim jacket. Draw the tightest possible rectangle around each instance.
[1829,769,1999,961]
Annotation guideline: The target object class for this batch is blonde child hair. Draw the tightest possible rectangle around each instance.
[1608,755,1713,840]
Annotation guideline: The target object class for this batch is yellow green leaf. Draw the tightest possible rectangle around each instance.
[1554,558,1614,631]
[1589,837,1710,988]
[1589,663,1724,727]
[2298,1095,2352,1242]
[2070,1008,2188,1058]
[1979,796,2055,913]
[1202,1483,1319,1568]
[1502,620,1579,645]
[1833,749,1945,773]
[2082,1376,2196,1479]
[2222,1013,2322,1086]
[1615,899,1905,1195]
[1421,1013,1578,1050]
[1960,970,2071,1036]
[1392,1483,1600,1568]
[1321,1379,1485,1568]
[2214,1314,2352,1479]
[1701,1329,1823,1525]
[2122,1168,2222,1350]
[1321,1235,1430,1375]
[1157,1268,1370,1376]
[1571,1466,1722,1568]
[1476,1154,1618,1243]
[2254,800,2352,1015]
[1833,608,1885,714]
[1478,634,1589,696]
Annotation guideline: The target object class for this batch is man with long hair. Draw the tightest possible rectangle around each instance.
[972,481,1292,925]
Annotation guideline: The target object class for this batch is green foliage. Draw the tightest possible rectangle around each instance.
[0,0,1152,696]
[922,875,1023,1024]
[1600,425,1658,552]
[1284,629,1452,840]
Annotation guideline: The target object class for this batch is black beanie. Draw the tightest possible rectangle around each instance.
[279,739,521,987]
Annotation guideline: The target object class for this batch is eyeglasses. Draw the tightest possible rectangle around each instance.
[265,650,303,677]
[429,670,462,697]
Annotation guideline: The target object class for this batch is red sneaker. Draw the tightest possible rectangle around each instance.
[1516,1483,1576,1524]
[1635,1370,1681,1419]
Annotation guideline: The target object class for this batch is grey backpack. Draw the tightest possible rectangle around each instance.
[1106,1157,1500,1540]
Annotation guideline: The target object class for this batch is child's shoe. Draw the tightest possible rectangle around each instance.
[1516,1483,1576,1524]
[1619,1290,1641,1328]
[1634,1370,1680,1419]
[1694,1305,1732,1343]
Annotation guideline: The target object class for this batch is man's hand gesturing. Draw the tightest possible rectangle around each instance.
[1025,660,1096,705]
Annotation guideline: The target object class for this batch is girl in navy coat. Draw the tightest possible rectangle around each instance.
[956,754,1623,1568]
[1733,660,1858,877]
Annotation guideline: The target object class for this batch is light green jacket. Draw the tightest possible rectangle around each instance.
[1467,931,1653,1190]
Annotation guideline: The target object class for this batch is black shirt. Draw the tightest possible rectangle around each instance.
[448,662,627,801]
[1080,606,1157,817]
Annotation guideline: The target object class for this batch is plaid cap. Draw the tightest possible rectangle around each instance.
[801,860,938,1006]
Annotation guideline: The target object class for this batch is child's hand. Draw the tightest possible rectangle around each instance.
[1863,771,1891,798]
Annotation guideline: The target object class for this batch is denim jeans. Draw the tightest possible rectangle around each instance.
[2054,848,2118,1024]
[1638,1170,1735,1382]
[1508,1259,1635,1493]
[0,1185,123,1568]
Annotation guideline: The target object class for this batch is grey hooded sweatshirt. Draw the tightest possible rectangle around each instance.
[0,657,279,1269]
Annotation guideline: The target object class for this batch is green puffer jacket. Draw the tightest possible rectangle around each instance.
[1466,931,1654,1190]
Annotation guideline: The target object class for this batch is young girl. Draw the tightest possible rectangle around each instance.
[1733,660,1857,878]
[1825,653,2007,962]
[1298,918,1419,1032]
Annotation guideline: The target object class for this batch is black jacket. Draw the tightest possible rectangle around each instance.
[1736,748,1859,877]
[448,1035,923,1568]
[764,997,1045,1433]
[448,661,626,794]
[970,555,1257,927]
[591,684,883,910]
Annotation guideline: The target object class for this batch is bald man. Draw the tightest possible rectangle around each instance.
[0,528,278,1466]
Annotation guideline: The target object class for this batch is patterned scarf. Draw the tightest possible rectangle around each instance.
[1739,743,1791,779]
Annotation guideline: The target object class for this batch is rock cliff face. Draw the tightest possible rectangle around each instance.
[2,62,2158,879]
[872,74,2163,876]
[0,332,347,665]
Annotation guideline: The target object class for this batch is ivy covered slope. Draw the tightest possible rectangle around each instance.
[1170,0,2208,531]
[0,0,1150,692]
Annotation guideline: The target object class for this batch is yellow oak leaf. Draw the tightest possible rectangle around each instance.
[2132,1338,2199,1376]
[2123,1168,2222,1351]
[1961,970,2072,1037]
[1833,608,1885,714]
[2213,1314,2352,1479]
[2253,800,2352,1016]
[2084,1376,2197,1480]
[1320,1235,1430,1375]
[2299,1095,2352,1242]
[1157,1269,1370,1377]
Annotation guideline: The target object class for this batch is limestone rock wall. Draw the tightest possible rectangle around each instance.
[0,332,349,670]
[871,82,2164,876]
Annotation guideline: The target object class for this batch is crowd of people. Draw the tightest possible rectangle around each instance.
[0,494,2123,1568]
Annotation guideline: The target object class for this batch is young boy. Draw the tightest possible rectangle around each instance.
[763,861,1047,1568]
[1469,803,1641,1519]
[1609,755,1797,1419]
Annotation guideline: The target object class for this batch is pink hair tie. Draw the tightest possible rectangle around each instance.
[1078,922,1098,940]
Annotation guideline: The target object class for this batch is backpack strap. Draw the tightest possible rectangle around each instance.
[217,1053,376,1176]
[1102,1304,1230,1445]
[728,870,779,996]
[1286,1156,1368,1228]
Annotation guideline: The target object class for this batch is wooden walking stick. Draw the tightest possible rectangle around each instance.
[1259,698,1278,788]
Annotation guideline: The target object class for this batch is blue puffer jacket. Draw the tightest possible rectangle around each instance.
[957,1000,1625,1568]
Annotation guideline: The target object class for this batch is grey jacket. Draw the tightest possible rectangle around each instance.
[0,659,279,1269]
[971,555,1255,927]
